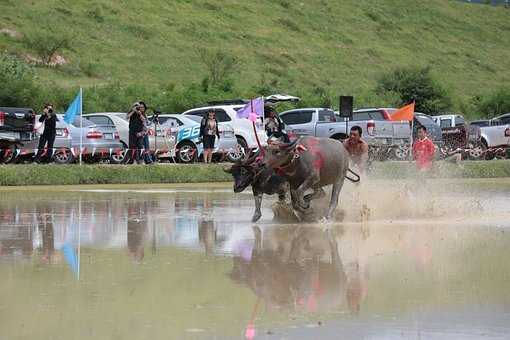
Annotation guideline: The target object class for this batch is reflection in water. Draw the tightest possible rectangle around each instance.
[39,214,55,264]
[127,200,147,264]
[0,183,510,339]
[229,226,366,315]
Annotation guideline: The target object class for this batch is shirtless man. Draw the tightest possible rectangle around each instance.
[343,126,369,174]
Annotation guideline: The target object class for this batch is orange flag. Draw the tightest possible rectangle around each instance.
[390,102,415,121]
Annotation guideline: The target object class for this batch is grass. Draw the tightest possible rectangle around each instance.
[369,159,510,179]
[0,0,509,108]
[0,164,232,186]
[0,160,509,186]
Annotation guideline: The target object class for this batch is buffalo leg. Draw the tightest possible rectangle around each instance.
[252,192,263,222]
[296,175,320,209]
[304,187,326,202]
[326,177,345,220]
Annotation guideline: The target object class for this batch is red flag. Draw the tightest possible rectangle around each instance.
[390,102,415,121]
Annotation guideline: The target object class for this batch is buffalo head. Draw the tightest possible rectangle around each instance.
[224,151,261,193]
[263,139,298,170]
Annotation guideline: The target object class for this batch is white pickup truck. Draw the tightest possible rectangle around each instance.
[279,107,411,145]
[479,113,510,148]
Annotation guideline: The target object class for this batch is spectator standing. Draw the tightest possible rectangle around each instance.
[343,126,369,175]
[264,106,289,142]
[412,126,436,171]
[200,110,220,163]
[127,102,144,164]
[138,101,154,164]
[35,103,58,163]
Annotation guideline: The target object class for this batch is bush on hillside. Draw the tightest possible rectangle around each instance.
[0,53,43,108]
[376,66,452,115]
[197,48,238,87]
[475,87,510,118]
[23,29,72,66]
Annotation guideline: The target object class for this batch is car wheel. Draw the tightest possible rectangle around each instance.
[393,144,410,161]
[468,144,484,160]
[109,145,127,164]
[53,149,74,164]
[177,141,197,163]
[0,144,17,164]
[227,142,246,163]
[233,136,248,161]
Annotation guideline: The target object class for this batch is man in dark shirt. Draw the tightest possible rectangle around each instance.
[127,102,145,164]
[35,103,58,163]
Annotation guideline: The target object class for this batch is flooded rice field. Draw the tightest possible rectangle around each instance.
[1,179,510,340]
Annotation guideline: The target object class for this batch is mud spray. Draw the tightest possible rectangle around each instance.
[272,169,509,225]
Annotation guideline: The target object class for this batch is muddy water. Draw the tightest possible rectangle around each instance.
[1,179,510,340]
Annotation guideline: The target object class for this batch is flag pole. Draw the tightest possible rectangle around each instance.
[79,87,83,165]
[251,99,263,152]
[77,198,81,281]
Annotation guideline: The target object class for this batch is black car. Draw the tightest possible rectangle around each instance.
[0,107,36,163]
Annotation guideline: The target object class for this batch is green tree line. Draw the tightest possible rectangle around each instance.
[1,53,509,119]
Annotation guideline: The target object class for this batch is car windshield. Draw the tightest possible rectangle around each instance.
[185,115,202,124]
[416,115,433,126]
[471,121,489,127]
[440,119,452,128]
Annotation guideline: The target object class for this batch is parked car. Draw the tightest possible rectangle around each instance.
[431,114,469,147]
[479,113,510,149]
[350,107,397,121]
[20,115,74,164]
[85,112,132,163]
[0,107,36,163]
[87,112,232,163]
[183,114,240,162]
[181,101,267,158]
[278,107,412,159]
[65,116,124,163]
[431,114,484,159]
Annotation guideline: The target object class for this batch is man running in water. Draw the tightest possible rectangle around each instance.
[343,126,369,174]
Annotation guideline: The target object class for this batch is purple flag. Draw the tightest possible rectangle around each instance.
[236,97,264,122]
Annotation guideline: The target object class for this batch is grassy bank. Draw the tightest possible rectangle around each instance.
[370,160,510,180]
[0,160,509,186]
[0,164,231,186]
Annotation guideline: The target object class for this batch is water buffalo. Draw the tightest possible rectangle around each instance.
[264,136,350,220]
[224,153,289,222]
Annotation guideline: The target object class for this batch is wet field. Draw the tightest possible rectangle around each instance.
[1,179,510,340]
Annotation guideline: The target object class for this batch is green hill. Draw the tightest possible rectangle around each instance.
[0,0,509,115]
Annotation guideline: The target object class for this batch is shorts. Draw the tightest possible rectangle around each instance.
[203,135,216,149]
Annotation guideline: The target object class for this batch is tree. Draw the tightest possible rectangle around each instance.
[475,87,510,118]
[0,53,42,107]
[196,48,238,87]
[376,66,452,115]
[23,29,72,66]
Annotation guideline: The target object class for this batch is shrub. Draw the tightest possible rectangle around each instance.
[23,28,72,65]
[196,48,238,86]
[0,53,42,108]
[475,87,510,118]
[376,66,452,115]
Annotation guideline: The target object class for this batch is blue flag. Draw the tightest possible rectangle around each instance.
[61,242,79,278]
[63,90,82,124]
[60,208,80,280]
